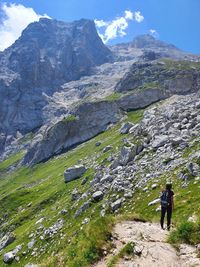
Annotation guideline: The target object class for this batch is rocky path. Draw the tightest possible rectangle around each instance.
[93,221,200,267]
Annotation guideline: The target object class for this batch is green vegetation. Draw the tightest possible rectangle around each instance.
[67,216,114,267]
[0,151,25,173]
[137,82,161,92]
[0,104,200,266]
[62,115,77,122]
[169,220,200,245]
[107,242,135,267]
[161,58,200,70]
[0,109,144,267]
[104,92,122,102]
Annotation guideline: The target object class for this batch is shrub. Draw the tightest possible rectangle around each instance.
[169,220,200,245]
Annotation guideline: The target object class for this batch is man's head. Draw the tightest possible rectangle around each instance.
[166,180,172,190]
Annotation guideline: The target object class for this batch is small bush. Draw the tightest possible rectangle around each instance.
[107,242,134,267]
[169,220,200,245]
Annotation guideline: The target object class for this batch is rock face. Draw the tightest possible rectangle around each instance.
[23,101,123,165]
[1,19,200,162]
[64,165,87,183]
[0,18,112,135]
[115,60,200,93]
[22,58,200,166]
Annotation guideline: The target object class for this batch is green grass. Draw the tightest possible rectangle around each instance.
[107,242,135,267]
[161,58,200,70]
[104,92,122,102]
[0,151,25,172]
[0,106,199,266]
[137,82,162,92]
[168,220,200,245]
[0,109,145,267]
[62,115,77,122]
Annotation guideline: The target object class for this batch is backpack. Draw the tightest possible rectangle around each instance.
[160,190,169,208]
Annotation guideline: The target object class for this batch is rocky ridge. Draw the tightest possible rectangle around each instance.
[0,21,199,160]
[0,18,112,136]
[1,91,200,266]
[0,19,200,266]
[22,58,200,165]
[71,92,200,216]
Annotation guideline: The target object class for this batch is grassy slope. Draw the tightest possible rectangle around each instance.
[0,107,199,266]
[0,110,143,267]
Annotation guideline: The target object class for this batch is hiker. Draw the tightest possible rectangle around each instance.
[160,181,174,230]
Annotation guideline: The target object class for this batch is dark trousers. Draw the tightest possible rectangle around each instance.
[160,206,172,230]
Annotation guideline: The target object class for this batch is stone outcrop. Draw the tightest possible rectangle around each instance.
[22,59,200,166]
[23,101,123,165]
[120,122,134,134]
[64,165,87,183]
[115,60,200,93]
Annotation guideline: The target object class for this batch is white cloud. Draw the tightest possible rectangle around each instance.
[94,19,108,28]
[125,10,134,20]
[95,10,144,43]
[149,29,159,38]
[134,11,144,23]
[0,3,50,51]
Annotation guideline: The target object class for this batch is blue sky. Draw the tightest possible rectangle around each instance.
[0,0,200,53]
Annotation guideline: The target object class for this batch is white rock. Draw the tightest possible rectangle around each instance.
[64,165,87,183]
[35,218,45,225]
[148,198,160,206]
[28,240,35,249]
[3,252,15,263]
[151,184,157,190]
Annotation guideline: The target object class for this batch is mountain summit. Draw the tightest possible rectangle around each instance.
[0,18,112,89]
[0,18,112,137]
[0,17,199,158]
[131,34,179,50]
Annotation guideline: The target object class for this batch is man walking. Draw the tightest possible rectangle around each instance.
[160,181,174,230]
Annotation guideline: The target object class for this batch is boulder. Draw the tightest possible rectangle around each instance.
[111,199,122,212]
[171,137,185,146]
[74,201,91,217]
[71,188,81,201]
[151,184,157,190]
[92,191,104,201]
[119,145,137,166]
[129,124,139,134]
[0,234,16,251]
[64,165,87,183]
[28,240,35,249]
[3,252,15,263]
[152,135,169,149]
[60,209,68,215]
[103,145,113,153]
[95,141,102,147]
[100,175,113,184]
[187,162,200,177]
[148,198,160,206]
[120,122,134,134]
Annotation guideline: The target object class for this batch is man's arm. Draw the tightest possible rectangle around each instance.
[171,195,174,210]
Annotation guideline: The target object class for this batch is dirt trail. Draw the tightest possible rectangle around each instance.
[93,221,200,267]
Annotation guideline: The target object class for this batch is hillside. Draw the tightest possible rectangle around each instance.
[0,17,200,267]
[0,92,200,266]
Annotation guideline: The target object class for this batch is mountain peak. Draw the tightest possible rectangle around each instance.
[131,34,179,50]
